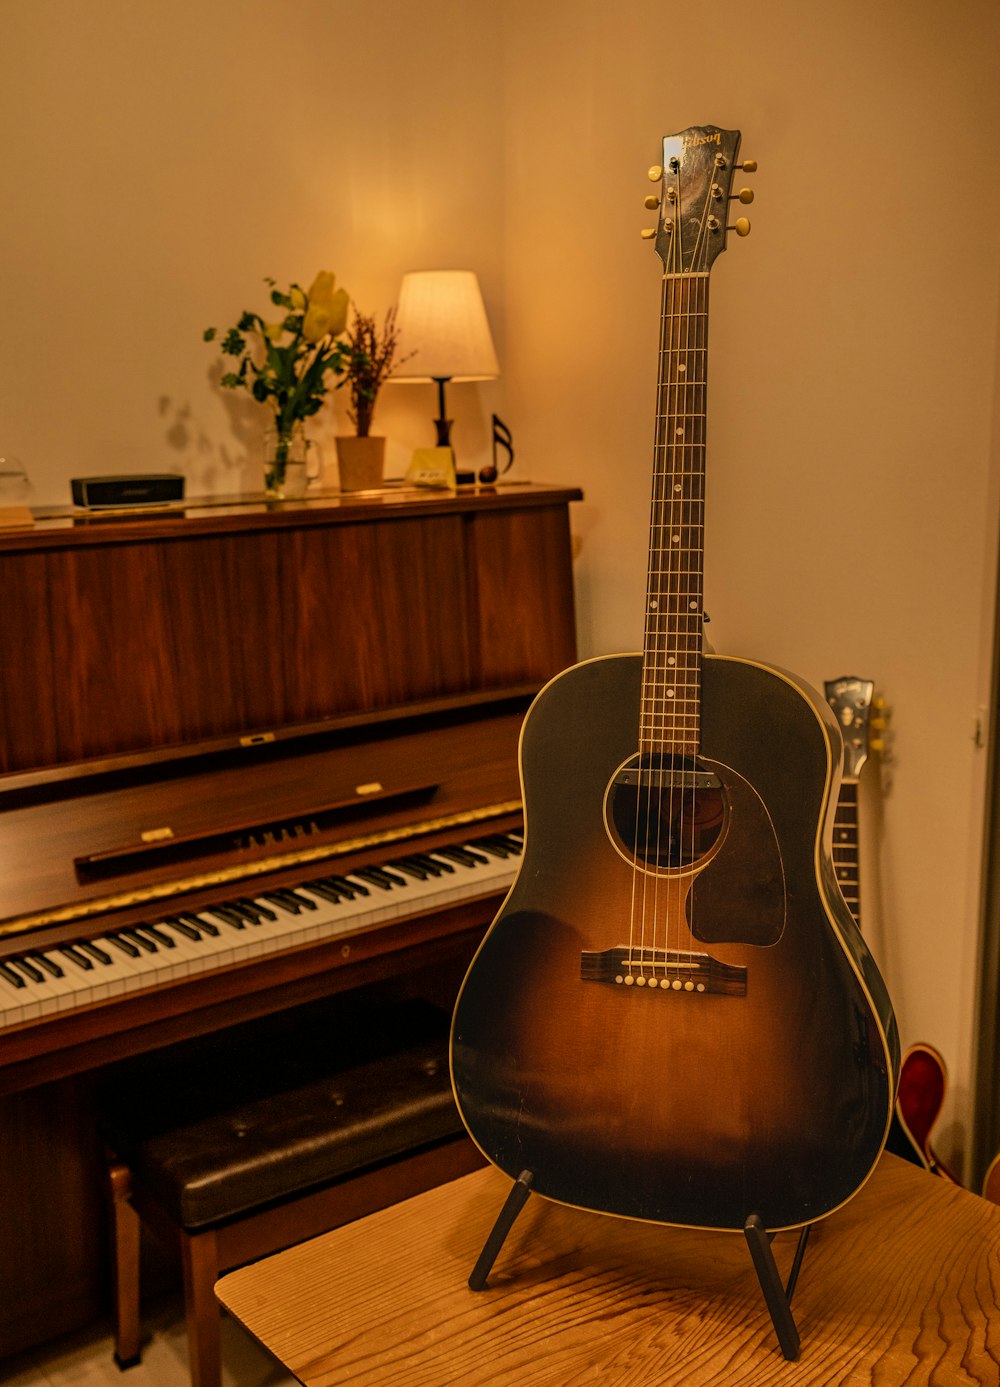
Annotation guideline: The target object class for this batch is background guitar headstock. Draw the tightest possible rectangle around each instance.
[825,676,876,781]
[642,125,755,275]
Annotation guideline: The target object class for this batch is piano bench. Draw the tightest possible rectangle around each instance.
[96,999,482,1387]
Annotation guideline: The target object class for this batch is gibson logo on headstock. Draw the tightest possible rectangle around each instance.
[682,130,721,148]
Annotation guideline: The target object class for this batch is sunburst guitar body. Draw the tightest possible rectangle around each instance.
[450,125,899,1234]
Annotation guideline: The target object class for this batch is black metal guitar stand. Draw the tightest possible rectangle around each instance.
[468,1170,813,1362]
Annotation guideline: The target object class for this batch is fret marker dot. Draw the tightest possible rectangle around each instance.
[672,534,680,543]
[649,599,658,610]
[689,601,698,610]
[678,363,687,373]
[667,689,675,699]
[675,427,684,437]
[668,656,676,666]
[674,484,682,492]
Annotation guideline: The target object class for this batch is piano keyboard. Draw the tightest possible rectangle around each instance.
[0,833,521,1032]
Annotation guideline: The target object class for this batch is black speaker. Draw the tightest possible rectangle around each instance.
[71,474,185,508]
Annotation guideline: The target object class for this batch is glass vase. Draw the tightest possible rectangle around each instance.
[262,422,315,499]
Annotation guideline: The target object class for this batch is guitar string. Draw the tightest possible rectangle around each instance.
[662,157,688,988]
[630,213,673,980]
[645,187,677,983]
[671,178,712,985]
[638,159,679,986]
[683,239,709,975]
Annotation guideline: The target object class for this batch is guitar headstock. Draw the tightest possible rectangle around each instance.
[824,676,876,780]
[643,126,755,276]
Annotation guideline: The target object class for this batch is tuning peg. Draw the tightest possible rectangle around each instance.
[728,217,751,237]
[869,737,886,754]
[644,194,660,210]
[640,228,657,240]
[731,187,754,204]
[738,159,758,172]
[648,164,663,182]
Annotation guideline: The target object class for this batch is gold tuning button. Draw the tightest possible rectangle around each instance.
[739,159,758,172]
[648,164,663,182]
[644,194,660,210]
[640,227,657,239]
[732,187,754,204]
[869,737,886,754]
[728,217,751,237]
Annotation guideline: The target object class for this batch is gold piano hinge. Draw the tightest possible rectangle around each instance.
[0,799,522,939]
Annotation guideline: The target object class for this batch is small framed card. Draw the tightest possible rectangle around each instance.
[405,447,455,489]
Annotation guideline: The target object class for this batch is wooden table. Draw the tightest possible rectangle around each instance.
[216,1153,1000,1384]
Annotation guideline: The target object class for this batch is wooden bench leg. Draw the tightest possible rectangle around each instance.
[108,1160,142,1369]
[181,1227,222,1387]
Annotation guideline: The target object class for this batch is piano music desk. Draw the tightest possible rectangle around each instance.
[216,1153,1000,1384]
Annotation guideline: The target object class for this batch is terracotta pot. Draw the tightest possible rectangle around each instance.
[335,435,385,492]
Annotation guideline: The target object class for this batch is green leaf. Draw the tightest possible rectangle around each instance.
[203,327,217,342]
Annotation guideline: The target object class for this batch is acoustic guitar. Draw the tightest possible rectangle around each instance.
[824,677,957,1182]
[451,125,900,1233]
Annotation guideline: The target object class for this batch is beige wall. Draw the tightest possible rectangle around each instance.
[4,0,1000,1173]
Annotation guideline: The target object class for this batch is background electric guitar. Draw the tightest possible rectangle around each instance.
[824,676,957,1183]
[450,126,899,1235]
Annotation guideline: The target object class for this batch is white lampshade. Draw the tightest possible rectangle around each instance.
[392,270,499,382]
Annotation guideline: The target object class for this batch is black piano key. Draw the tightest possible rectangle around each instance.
[121,929,157,953]
[474,835,520,858]
[390,857,431,880]
[180,912,221,937]
[29,952,64,979]
[107,934,141,959]
[434,845,489,868]
[0,963,26,989]
[409,853,453,875]
[79,940,113,966]
[227,901,267,925]
[238,897,277,921]
[318,875,369,898]
[60,944,95,971]
[305,881,349,904]
[279,889,319,911]
[163,917,202,941]
[206,907,247,930]
[12,957,45,984]
[262,892,302,915]
[352,868,403,891]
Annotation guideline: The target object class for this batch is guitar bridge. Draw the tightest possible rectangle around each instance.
[580,946,746,996]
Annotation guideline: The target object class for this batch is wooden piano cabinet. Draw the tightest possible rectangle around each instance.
[0,484,581,1365]
[0,484,580,775]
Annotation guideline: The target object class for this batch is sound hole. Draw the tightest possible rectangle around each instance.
[606,753,726,870]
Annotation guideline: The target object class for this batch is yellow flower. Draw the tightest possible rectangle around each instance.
[302,304,332,342]
[307,270,336,307]
[289,287,306,310]
[303,285,348,341]
[263,321,285,342]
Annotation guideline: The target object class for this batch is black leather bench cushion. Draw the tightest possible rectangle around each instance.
[98,998,464,1230]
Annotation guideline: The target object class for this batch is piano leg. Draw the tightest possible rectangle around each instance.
[108,1158,141,1368]
[182,1230,223,1387]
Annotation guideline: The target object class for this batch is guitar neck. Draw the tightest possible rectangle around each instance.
[833,778,861,926]
[640,273,708,758]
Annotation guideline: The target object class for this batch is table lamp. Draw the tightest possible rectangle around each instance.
[391,270,499,477]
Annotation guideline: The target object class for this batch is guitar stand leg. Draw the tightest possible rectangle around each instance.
[468,1170,534,1290]
[743,1215,811,1361]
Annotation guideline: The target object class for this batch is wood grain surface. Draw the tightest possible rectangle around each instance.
[217,1154,1000,1385]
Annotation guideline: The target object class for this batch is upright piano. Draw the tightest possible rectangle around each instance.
[0,481,580,1359]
